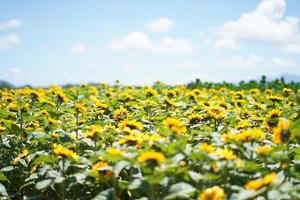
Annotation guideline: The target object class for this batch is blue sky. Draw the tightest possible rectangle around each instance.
[0,0,300,86]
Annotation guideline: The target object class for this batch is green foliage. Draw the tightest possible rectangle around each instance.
[0,81,299,199]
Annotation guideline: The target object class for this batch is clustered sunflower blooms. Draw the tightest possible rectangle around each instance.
[0,82,300,199]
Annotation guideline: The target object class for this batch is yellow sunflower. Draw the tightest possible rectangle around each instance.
[272,118,292,144]
[198,186,224,200]
[137,151,165,166]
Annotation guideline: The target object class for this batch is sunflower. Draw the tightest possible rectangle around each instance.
[233,91,245,100]
[186,114,203,125]
[272,118,292,144]
[40,109,49,116]
[92,161,112,178]
[113,106,128,121]
[198,186,224,200]
[0,125,6,132]
[235,119,251,130]
[245,172,277,190]
[282,88,292,95]
[52,144,78,161]
[57,91,69,103]
[267,95,283,102]
[12,149,29,165]
[144,86,158,97]
[264,109,281,131]
[256,146,273,154]
[164,97,177,107]
[84,125,102,139]
[106,147,123,156]
[163,117,186,134]
[118,92,134,102]
[137,151,165,166]
[206,106,226,120]
[215,148,237,160]
[250,88,260,96]
[118,119,143,132]
[95,102,108,110]
[118,132,143,146]
[74,102,87,113]
[48,117,59,125]
[200,143,215,153]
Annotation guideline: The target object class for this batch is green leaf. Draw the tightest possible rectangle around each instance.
[34,155,57,165]
[128,179,146,191]
[163,182,196,200]
[92,188,113,200]
[0,109,14,118]
[291,119,300,138]
[231,187,266,200]
[0,172,8,182]
[35,179,52,190]
[113,161,130,177]
[0,166,14,172]
[0,183,8,197]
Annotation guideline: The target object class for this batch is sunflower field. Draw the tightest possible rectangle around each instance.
[1,81,300,200]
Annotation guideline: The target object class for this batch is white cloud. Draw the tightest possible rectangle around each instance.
[282,37,300,54]
[217,53,295,68]
[270,57,295,67]
[175,60,202,69]
[0,19,22,30]
[218,54,264,68]
[214,38,239,50]
[109,31,197,54]
[213,0,299,49]
[0,33,21,49]
[110,32,151,52]
[145,17,174,32]
[70,43,88,55]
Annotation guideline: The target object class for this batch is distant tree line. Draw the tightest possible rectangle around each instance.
[1,75,300,90]
[187,75,300,91]
[0,81,14,89]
